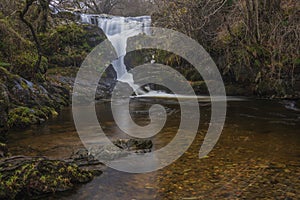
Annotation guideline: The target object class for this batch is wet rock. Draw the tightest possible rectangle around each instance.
[82,24,106,48]
[89,145,130,161]
[69,149,102,166]
[113,139,153,152]
[74,139,153,162]
[7,106,58,128]
[0,156,94,199]
[96,65,117,99]
[0,67,69,129]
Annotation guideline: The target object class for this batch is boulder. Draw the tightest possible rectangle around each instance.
[72,139,153,162]
[113,139,153,152]
[0,156,94,199]
[0,67,73,130]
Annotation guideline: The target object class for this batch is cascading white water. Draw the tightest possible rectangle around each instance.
[80,14,151,94]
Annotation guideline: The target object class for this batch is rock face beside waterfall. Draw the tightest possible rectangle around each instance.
[48,15,152,101]
[40,23,106,68]
[0,19,111,134]
[0,67,69,132]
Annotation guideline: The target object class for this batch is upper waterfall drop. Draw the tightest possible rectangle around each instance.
[80,14,151,94]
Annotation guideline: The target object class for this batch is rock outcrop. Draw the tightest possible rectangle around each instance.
[0,67,69,130]
[0,156,96,199]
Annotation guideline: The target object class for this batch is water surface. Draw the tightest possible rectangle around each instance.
[7,99,300,199]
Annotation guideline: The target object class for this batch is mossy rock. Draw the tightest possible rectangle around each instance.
[7,106,57,129]
[0,67,69,129]
[0,157,94,199]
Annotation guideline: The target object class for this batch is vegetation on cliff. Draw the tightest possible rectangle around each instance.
[152,0,300,97]
[0,1,106,134]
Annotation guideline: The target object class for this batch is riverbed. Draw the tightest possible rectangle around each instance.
[7,98,300,199]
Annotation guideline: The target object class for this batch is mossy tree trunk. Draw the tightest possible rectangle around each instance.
[19,0,43,80]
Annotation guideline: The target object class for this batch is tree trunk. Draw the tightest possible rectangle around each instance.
[38,0,50,32]
[19,0,42,78]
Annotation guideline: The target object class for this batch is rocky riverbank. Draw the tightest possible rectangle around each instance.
[0,13,110,198]
[0,138,153,199]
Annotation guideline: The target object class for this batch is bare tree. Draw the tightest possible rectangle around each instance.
[153,0,229,40]
[85,0,121,14]
[18,0,47,78]
[51,0,122,14]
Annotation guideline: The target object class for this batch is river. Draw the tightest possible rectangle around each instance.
[7,98,300,199]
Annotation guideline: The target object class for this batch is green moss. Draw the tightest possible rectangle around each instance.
[0,67,19,81]
[39,23,104,68]
[0,62,10,68]
[9,52,48,81]
[47,66,79,77]
[41,106,58,117]
[20,81,29,89]
[0,158,94,199]
[7,106,58,128]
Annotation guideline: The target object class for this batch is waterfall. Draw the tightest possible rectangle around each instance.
[80,14,151,95]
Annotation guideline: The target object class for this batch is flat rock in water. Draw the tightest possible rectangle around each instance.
[71,139,153,162]
[113,139,153,152]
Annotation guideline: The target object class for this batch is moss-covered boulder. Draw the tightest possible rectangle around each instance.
[7,106,57,128]
[0,156,94,199]
[0,67,69,129]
